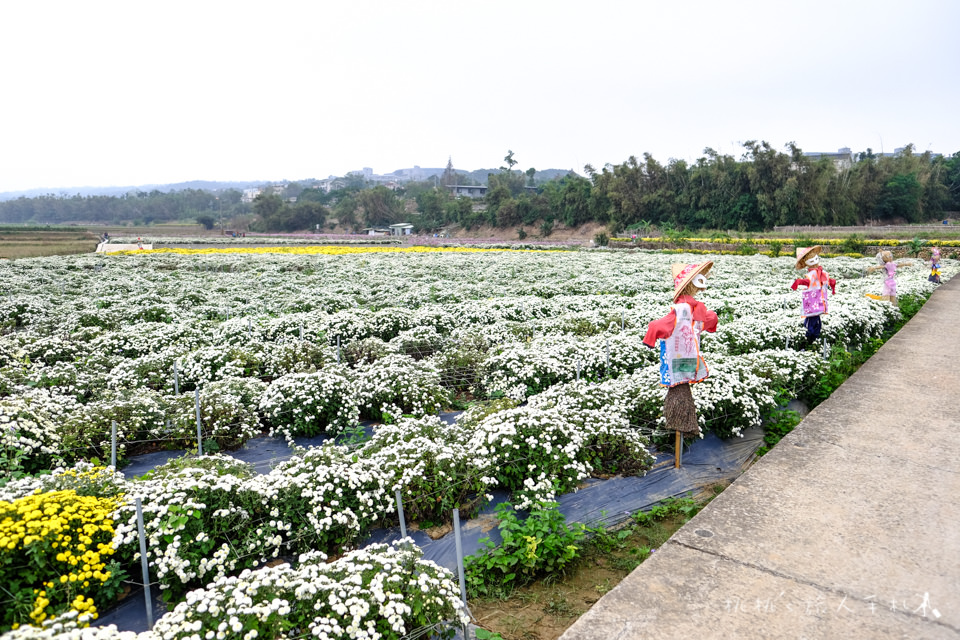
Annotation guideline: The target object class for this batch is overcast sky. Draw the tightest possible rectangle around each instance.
[1,0,957,193]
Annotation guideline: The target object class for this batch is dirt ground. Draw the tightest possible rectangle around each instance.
[446,222,606,243]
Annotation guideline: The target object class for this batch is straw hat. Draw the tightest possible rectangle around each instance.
[795,245,822,269]
[671,261,713,301]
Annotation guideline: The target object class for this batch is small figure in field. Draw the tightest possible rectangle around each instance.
[929,247,942,284]
[643,262,718,466]
[791,246,836,345]
[868,251,898,304]
[137,237,144,250]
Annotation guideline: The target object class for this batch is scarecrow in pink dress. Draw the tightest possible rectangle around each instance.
[791,246,836,346]
[875,251,898,304]
[643,262,718,465]
[865,251,904,304]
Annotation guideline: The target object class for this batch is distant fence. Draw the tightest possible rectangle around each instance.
[774,222,957,234]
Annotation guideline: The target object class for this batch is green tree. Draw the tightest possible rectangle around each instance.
[877,173,923,222]
[253,192,283,219]
[357,186,404,227]
[196,214,216,230]
[333,195,359,230]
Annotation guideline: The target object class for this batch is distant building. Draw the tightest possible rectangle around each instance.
[446,185,488,198]
[389,223,414,236]
[316,178,345,193]
[802,147,855,170]
[241,188,261,203]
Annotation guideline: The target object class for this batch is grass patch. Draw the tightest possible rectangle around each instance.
[0,230,100,259]
[469,490,722,640]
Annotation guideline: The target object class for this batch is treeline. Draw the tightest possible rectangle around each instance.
[2,142,959,233]
[0,189,249,226]
[418,143,960,233]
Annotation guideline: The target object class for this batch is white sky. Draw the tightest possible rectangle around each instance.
[1,0,958,193]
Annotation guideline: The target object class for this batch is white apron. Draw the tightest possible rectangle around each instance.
[658,302,709,387]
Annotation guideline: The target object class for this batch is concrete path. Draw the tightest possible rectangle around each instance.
[562,278,960,640]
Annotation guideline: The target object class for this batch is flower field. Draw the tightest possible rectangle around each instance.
[0,247,954,638]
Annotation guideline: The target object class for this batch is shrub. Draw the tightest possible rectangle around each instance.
[0,395,65,476]
[352,354,449,422]
[0,490,125,630]
[465,501,585,597]
[113,456,278,601]
[360,415,488,524]
[258,369,359,439]
[840,233,865,254]
[60,389,168,463]
[265,444,395,554]
[150,542,468,640]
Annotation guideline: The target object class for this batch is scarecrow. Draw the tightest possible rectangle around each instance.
[865,251,898,304]
[791,246,836,345]
[929,247,942,284]
[643,262,718,467]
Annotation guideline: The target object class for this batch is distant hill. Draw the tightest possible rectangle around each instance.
[0,180,270,202]
[0,169,581,202]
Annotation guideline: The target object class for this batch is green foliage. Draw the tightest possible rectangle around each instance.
[357,186,404,227]
[757,393,803,455]
[908,236,926,257]
[539,218,554,237]
[0,189,249,226]
[474,629,505,640]
[630,496,702,527]
[593,231,609,246]
[196,214,216,230]
[768,240,783,257]
[840,233,866,254]
[465,501,585,598]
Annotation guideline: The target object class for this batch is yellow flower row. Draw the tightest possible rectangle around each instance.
[106,245,544,256]
[614,236,959,247]
[1,490,121,628]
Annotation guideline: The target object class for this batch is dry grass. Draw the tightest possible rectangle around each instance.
[0,230,100,259]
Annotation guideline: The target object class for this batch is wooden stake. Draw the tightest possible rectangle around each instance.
[675,430,681,468]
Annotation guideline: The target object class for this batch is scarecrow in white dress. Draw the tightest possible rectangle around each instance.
[643,262,718,466]
[790,246,836,346]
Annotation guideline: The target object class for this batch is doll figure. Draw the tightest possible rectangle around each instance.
[875,251,898,304]
[643,262,718,447]
[929,248,942,284]
[791,246,836,345]
[866,251,906,304]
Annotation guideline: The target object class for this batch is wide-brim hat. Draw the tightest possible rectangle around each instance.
[795,245,822,269]
[671,261,713,301]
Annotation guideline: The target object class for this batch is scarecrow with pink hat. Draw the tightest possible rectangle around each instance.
[644,262,718,465]
[790,245,836,345]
